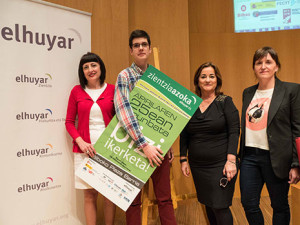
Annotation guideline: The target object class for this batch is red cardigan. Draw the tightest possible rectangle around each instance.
[65,84,115,153]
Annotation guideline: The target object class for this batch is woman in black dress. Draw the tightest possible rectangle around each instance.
[180,62,240,225]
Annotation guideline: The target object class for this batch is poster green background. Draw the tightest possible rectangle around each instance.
[94,66,202,182]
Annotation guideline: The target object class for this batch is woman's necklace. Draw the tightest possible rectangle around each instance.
[199,95,216,113]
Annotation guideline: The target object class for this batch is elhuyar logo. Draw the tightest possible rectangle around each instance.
[16,73,52,88]
[17,177,61,193]
[16,144,62,158]
[16,109,66,123]
[1,24,81,51]
[33,213,69,225]
[16,109,52,121]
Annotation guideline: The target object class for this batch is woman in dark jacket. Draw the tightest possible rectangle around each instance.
[239,46,300,225]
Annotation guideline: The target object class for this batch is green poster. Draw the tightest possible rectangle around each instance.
[76,65,202,211]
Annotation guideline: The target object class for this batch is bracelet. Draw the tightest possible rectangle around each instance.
[180,158,187,163]
[227,160,236,165]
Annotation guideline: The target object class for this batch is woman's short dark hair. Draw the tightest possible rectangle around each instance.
[252,47,281,73]
[129,30,151,48]
[78,52,106,88]
[193,62,223,97]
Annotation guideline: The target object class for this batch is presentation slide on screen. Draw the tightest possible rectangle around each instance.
[234,0,300,32]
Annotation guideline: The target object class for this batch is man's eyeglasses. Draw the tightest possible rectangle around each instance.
[220,177,228,188]
[132,42,149,49]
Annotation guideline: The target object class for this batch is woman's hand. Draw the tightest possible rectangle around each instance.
[289,167,300,184]
[223,154,237,181]
[181,158,190,177]
[75,137,96,157]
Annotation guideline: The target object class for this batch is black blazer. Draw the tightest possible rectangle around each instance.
[239,78,300,179]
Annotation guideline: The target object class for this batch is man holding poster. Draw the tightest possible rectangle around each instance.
[75,29,201,213]
[114,30,177,225]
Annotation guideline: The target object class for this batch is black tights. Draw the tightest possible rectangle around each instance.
[205,205,233,225]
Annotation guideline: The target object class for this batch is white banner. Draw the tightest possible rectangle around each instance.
[0,0,91,224]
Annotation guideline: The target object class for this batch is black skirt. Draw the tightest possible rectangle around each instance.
[190,162,237,209]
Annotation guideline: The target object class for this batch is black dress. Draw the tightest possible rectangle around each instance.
[180,95,240,209]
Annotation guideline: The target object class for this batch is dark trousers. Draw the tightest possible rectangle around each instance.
[126,157,177,225]
[240,147,290,225]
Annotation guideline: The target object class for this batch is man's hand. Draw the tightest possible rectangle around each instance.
[167,147,174,163]
[143,144,164,167]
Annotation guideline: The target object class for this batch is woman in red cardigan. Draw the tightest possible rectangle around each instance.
[65,52,115,225]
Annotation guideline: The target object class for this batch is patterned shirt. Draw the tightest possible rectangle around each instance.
[114,63,148,149]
